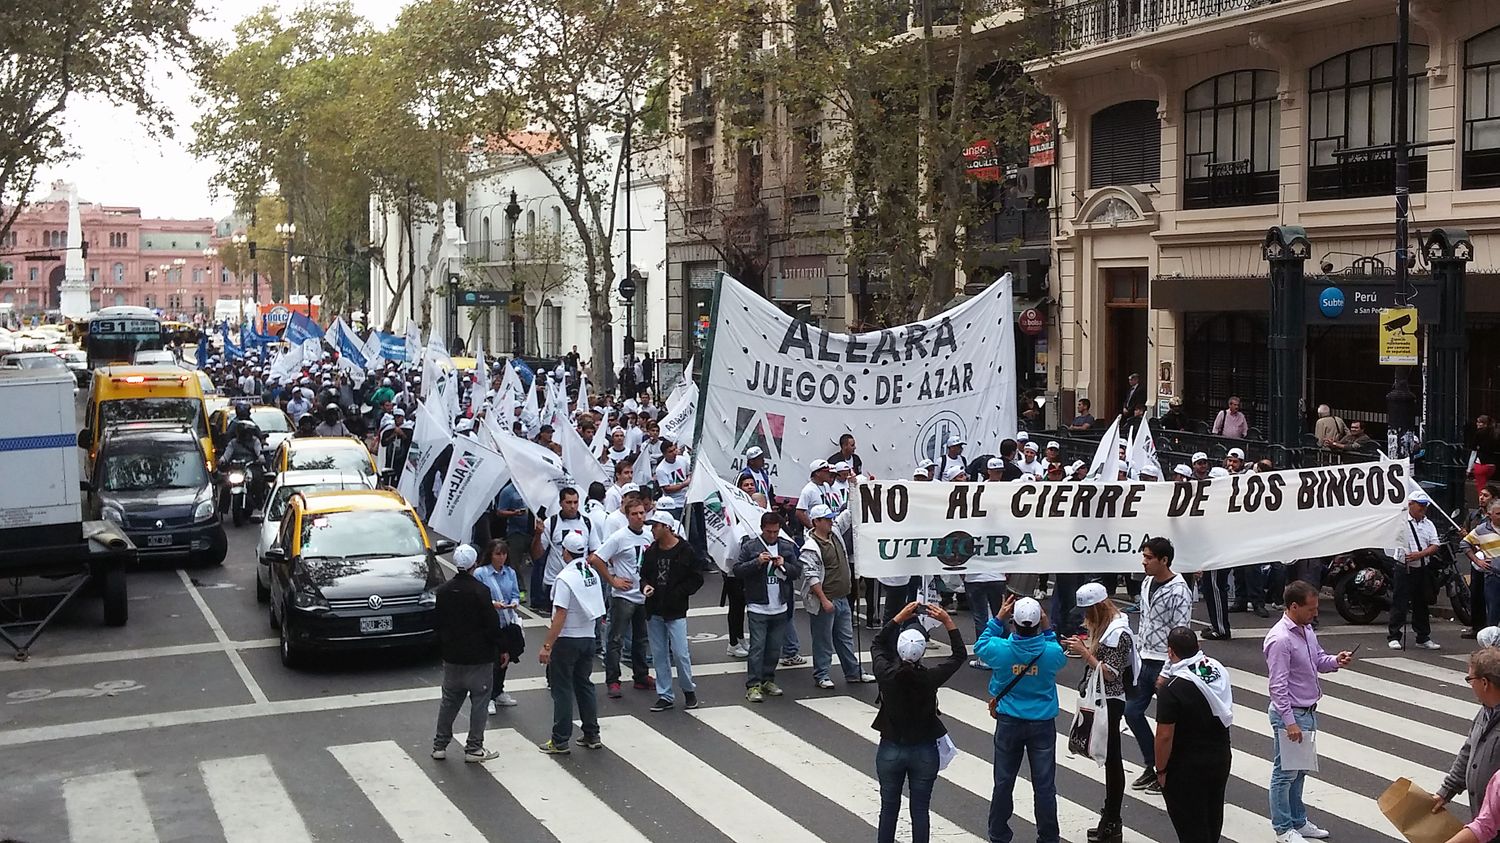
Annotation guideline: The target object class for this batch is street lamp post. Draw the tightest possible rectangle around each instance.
[231,234,250,324]
[290,255,308,317]
[620,269,640,359]
[276,221,296,308]
[504,190,522,357]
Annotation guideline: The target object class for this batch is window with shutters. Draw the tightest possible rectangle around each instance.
[690,145,715,206]
[1183,70,1280,208]
[1465,27,1500,189]
[1089,100,1161,188]
[1307,44,1428,200]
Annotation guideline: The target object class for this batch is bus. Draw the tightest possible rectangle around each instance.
[85,306,166,370]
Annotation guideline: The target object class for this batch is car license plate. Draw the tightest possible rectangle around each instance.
[146,534,173,547]
[360,616,393,634]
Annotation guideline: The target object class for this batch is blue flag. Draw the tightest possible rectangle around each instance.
[511,357,534,389]
[336,326,367,370]
[221,325,244,361]
[377,331,407,363]
[284,310,325,346]
[195,335,209,369]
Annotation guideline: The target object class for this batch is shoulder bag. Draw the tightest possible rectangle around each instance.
[988,652,1045,720]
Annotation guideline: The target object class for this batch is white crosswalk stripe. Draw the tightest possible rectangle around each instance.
[1227,671,1468,754]
[477,728,653,843]
[200,755,314,843]
[63,771,157,843]
[329,740,488,843]
[1367,655,1471,686]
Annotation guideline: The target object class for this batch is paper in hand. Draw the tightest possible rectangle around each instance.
[1378,777,1464,843]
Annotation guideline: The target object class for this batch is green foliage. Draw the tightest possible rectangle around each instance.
[0,0,202,241]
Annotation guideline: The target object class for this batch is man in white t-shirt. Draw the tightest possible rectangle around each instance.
[602,428,632,469]
[936,436,968,481]
[538,532,607,755]
[733,511,805,702]
[604,461,634,512]
[797,460,836,530]
[530,488,600,611]
[654,439,692,519]
[828,462,852,516]
[1016,441,1045,479]
[588,498,654,698]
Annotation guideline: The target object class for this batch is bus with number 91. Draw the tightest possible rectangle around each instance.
[85,306,166,370]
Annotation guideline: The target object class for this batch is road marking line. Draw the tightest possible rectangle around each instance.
[600,714,823,843]
[690,705,982,842]
[1366,656,1471,687]
[799,696,1155,843]
[1228,672,1467,754]
[1318,660,1477,720]
[0,638,279,673]
[178,569,269,705]
[201,754,314,843]
[479,729,652,843]
[0,657,807,748]
[1043,684,1401,839]
[63,770,157,843]
[329,740,487,843]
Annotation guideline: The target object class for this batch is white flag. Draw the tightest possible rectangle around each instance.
[1129,417,1163,480]
[686,465,765,573]
[301,336,324,363]
[1086,416,1125,482]
[325,316,347,351]
[268,342,303,384]
[493,432,569,515]
[552,408,607,492]
[659,381,698,445]
[632,437,654,490]
[429,436,511,542]
[520,378,542,439]
[360,331,384,370]
[404,321,422,364]
[590,407,612,456]
[472,338,489,410]
[397,400,453,508]
[575,371,591,415]
[478,408,510,450]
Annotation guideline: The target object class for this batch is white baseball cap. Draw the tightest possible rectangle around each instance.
[1076,582,1109,608]
[1173,464,1194,478]
[646,510,680,532]
[1013,597,1043,628]
[1410,491,1432,505]
[1015,431,1030,442]
[1192,451,1209,463]
[912,467,931,479]
[1068,460,1085,472]
[809,458,832,474]
[833,460,852,473]
[1227,447,1246,459]
[455,418,476,433]
[561,531,588,554]
[946,435,966,447]
[809,503,834,521]
[986,457,1006,470]
[1023,441,1039,453]
[1046,441,1061,450]
[453,544,479,571]
[1209,467,1230,478]
[897,628,928,662]
[745,446,764,460]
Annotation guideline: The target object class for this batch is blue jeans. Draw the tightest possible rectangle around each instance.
[876,738,939,843]
[1484,572,1500,627]
[546,636,599,744]
[1269,704,1317,833]
[605,597,649,685]
[783,603,801,657]
[810,596,863,682]
[1125,658,1164,768]
[648,615,695,701]
[746,610,788,687]
[967,580,1010,646]
[990,715,1058,843]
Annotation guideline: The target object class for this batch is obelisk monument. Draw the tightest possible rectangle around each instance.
[58,183,91,318]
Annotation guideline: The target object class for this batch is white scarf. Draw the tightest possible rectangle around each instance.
[1098,614,1142,685]
[1164,653,1234,728]
[553,560,606,621]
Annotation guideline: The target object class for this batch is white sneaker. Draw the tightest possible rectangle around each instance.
[1297,820,1331,839]
[486,701,497,716]
[1388,639,1404,650]
[1416,640,1442,651]
[816,678,835,689]
[851,673,877,683]
[729,643,749,658]
[494,692,518,707]
[1274,830,1308,843]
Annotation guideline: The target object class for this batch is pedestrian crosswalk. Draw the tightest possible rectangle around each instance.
[7,651,1479,843]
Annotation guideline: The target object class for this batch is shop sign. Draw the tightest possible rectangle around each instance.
[1018,308,1044,336]
[964,139,1001,182]
[1029,122,1055,168]
[1304,280,1436,324]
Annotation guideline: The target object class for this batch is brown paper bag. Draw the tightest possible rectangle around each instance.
[1379,777,1466,843]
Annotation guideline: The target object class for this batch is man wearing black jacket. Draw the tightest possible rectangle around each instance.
[641,511,704,711]
[734,511,805,702]
[431,544,502,763]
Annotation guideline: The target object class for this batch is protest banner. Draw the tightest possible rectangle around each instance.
[851,461,1413,576]
[686,464,766,573]
[698,272,1017,486]
[429,436,511,542]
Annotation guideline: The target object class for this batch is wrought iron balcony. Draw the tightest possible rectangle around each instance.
[1183,156,1279,209]
[680,89,715,133]
[1307,143,1428,201]
[1043,0,1279,53]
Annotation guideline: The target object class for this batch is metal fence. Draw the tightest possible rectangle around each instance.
[1043,0,1279,52]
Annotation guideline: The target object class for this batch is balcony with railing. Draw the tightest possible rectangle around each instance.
[971,206,1050,247]
[1042,0,1280,53]
[1182,156,1279,209]
[1307,143,1428,201]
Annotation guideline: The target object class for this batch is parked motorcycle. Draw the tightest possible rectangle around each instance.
[1332,529,1473,626]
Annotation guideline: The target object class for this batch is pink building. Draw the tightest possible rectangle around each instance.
[0,182,239,321]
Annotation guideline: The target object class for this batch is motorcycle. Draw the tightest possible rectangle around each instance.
[1332,529,1473,626]
[221,458,266,528]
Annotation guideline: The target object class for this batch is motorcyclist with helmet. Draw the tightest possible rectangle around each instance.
[314,403,352,437]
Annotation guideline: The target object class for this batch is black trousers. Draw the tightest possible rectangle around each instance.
[882,578,919,624]
[1102,698,1125,825]
[722,576,746,645]
[1202,569,1232,635]
[1163,757,1230,843]
[1388,563,1432,643]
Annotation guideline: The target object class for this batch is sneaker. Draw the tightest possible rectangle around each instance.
[493,692,518,707]
[1253,604,1270,618]
[608,682,623,698]
[1202,631,1230,641]
[1416,639,1442,651]
[1388,639,1404,650]
[487,700,497,716]
[431,748,447,760]
[464,748,500,763]
[816,677,836,689]
[847,673,877,683]
[1273,830,1308,843]
[969,658,992,670]
[650,697,674,712]
[576,735,604,750]
[1130,768,1157,790]
[684,692,699,710]
[729,643,749,659]
[537,739,571,755]
[1142,779,1162,796]
[761,681,784,697]
[746,684,765,703]
[1296,821,1330,839]
[779,655,806,667]
[633,678,655,690]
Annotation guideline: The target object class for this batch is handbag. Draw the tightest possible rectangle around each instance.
[988,652,1045,719]
[1068,663,1109,766]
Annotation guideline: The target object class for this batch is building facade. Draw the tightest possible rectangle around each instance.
[1032,0,1500,434]
[0,182,232,322]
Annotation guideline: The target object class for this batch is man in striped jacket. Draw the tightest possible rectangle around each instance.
[1125,537,1193,796]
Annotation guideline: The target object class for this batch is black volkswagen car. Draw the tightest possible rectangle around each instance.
[87,423,229,566]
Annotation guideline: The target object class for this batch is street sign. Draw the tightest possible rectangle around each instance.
[458,289,509,307]
[1018,308,1044,336]
[1305,279,1437,324]
[1378,306,1419,365]
[618,275,637,301]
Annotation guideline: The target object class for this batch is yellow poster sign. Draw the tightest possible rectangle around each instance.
[1379,306,1419,365]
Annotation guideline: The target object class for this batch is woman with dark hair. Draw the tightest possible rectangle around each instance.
[471,539,525,713]
[870,601,966,843]
[1065,582,1139,843]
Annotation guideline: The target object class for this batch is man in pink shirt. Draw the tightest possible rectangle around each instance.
[1263,581,1353,843]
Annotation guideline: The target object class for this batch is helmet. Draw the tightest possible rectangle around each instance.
[233,401,252,421]
[1352,566,1388,597]
[235,421,260,442]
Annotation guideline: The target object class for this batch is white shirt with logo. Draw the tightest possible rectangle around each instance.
[747,538,787,616]
[541,513,598,587]
[597,525,653,604]
[655,455,692,509]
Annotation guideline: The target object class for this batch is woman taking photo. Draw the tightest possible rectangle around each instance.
[870,601,966,843]
[1064,582,1139,843]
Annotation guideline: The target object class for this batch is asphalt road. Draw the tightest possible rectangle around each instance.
[0,517,1482,842]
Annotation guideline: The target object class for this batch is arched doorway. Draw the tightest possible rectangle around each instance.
[47,265,64,310]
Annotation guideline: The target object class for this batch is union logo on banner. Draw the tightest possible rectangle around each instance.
[731,407,785,475]
[262,305,292,335]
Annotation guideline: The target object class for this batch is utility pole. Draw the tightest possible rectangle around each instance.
[1386,0,1417,457]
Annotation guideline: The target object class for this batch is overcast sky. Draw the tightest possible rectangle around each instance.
[34,0,411,221]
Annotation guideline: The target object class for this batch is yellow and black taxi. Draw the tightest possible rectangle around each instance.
[271,436,378,480]
[263,489,455,667]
